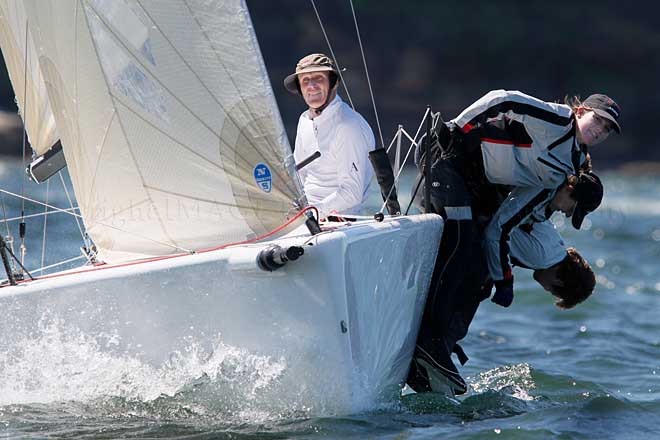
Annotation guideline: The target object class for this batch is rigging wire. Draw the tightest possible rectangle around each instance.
[309,0,355,110]
[377,109,430,215]
[40,179,49,270]
[0,192,15,275]
[30,254,87,275]
[0,192,11,237]
[19,19,29,266]
[374,108,429,214]
[0,188,193,254]
[348,0,385,149]
[59,172,88,247]
[1,243,33,281]
[378,124,429,214]
[1,189,87,220]
[310,0,392,205]
[310,0,400,215]
[1,207,79,223]
[387,107,430,155]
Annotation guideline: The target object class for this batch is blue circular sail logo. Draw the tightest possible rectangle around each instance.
[253,163,272,193]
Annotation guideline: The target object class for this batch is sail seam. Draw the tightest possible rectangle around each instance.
[114,113,180,251]
[80,3,180,252]
[92,198,151,225]
[0,188,189,253]
[145,186,291,214]
[86,109,116,213]
[112,98,291,215]
[111,98,223,169]
[180,0,292,182]
[97,0,296,195]
[111,97,280,191]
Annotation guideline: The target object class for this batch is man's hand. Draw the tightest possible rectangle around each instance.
[492,278,514,307]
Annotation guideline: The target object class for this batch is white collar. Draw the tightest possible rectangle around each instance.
[304,95,342,122]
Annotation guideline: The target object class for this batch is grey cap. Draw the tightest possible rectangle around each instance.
[583,94,621,134]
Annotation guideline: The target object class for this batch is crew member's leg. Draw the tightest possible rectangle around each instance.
[407,159,473,395]
[444,228,492,358]
[443,192,508,356]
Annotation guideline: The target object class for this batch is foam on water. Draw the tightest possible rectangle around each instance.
[0,317,308,423]
[468,363,536,401]
[2,167,659,438]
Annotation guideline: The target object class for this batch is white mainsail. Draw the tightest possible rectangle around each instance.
[10,0,304,262]
[0,0,59,155]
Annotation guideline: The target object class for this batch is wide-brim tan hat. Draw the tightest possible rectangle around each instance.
[284,53,338,94]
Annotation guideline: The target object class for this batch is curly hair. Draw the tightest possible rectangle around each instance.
[552,247,596,309]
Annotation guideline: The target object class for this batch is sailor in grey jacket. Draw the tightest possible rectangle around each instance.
[452,89,613,189]
[509,220,596,309]
[451,90,619,306]
[484,172,603,306]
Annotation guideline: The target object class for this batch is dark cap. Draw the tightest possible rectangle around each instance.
[283,53,339,94]
[571,171,604,230]
[583,94,621,134]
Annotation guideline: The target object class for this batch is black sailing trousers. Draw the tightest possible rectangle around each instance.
[415,157,492,367]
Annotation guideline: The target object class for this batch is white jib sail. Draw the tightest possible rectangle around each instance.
[0,0,59,155]
[16,0,304,263]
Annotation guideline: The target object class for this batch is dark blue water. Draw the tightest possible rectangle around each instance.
[1,161,659,439]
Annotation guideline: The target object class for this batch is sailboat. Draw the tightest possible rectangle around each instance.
[0,0,442,413]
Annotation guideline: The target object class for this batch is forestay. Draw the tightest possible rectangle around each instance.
[12,0,304,263]
[0,0,59,155]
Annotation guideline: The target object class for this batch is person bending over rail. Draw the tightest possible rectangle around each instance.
[410,90,620,395]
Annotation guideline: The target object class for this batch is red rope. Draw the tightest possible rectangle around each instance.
[4,206,319,286]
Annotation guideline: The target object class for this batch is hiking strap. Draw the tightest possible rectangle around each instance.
[453,343,469,366]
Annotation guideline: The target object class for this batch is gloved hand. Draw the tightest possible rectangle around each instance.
[492,278,514,307]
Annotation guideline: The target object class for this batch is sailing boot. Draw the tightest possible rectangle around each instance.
[413,342,467,396]
[406,356,432,393]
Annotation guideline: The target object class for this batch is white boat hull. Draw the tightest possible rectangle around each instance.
[0,214,442,414]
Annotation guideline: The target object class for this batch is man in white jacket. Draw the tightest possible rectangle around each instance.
[284,53,374,218]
